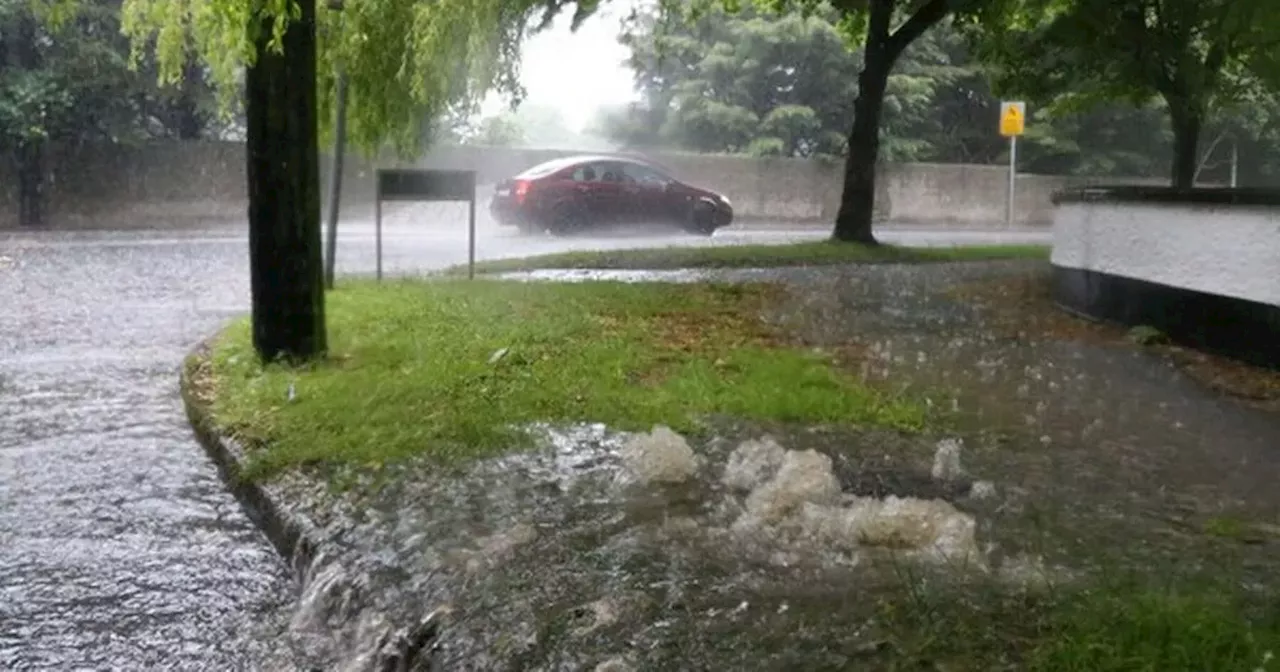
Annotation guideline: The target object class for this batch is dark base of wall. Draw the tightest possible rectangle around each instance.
[1053,264,1280,370]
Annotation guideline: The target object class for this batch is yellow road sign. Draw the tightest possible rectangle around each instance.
[1000,101,1025,137]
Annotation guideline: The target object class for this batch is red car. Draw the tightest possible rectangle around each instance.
[489,155,734,236]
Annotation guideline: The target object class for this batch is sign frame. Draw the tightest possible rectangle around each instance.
[373,168,478,280]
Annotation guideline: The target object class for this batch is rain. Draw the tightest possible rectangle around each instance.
[3,0,1279,670]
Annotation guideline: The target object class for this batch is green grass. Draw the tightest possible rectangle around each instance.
[205,278,926,480]
[448,241,1050,275]
[1027,587,1279,670]
[877,571,1280,670]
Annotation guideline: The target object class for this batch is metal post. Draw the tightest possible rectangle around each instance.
[1005,135,1018,228]
[323,0,347,288]
[1230,139,1239,188]
[375,181,383,282]
[323,70,347,289]
[467,189,476,280]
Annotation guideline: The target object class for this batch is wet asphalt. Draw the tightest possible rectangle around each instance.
[0,213,1048,669]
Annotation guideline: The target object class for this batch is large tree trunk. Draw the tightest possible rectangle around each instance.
[1168,102,1202,189]
[245,0,327,363]
[831,0,949,243]
[16,142,45,228]
[832,58,891,244]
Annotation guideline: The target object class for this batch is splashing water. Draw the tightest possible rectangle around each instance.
[617,425,699,485]
[931,437,965,481]
[721,434,787,492]
[720,438,984,568]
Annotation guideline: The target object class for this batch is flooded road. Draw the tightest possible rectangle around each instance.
[0,240,301,669]
[0,219,1044,668]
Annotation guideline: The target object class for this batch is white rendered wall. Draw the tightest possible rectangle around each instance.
[1050,201,1280,307]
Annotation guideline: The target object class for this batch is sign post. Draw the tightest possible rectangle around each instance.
[999,101,1026,228]
[373,168,478,281]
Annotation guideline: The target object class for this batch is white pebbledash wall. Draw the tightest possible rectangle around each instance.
[1050,201,1280,307]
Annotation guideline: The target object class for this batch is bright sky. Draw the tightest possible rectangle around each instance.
[480,2,642,132]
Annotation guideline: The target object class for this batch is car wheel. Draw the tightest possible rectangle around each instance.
[547,202,590,236]
[684,201,718,236]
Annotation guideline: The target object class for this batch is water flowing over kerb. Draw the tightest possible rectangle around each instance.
[271,423,1056,670]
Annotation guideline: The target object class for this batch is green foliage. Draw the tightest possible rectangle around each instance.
[471,113,525,147]
[603,3,1006,160]
[1,0,199,150]
[118,0,590,159]
[598,0,1280,183]
[974,0,1280,184]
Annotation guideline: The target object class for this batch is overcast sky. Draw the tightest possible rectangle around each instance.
[480,3,642,131]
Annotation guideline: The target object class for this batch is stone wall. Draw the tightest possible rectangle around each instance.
[0,141,1161,228]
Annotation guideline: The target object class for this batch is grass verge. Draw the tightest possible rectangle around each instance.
[448,241,1049,275]
[878,573,1280,670]
[205,278,926,480]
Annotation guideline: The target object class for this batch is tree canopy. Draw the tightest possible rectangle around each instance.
[1,0,212,150]
[117,0,600,158]
[976,0,1280,186]
[597,4,1002,162]
[592,0,1280,186]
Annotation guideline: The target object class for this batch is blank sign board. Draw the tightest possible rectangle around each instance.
[373,168,479,280]
[377,168,476,201]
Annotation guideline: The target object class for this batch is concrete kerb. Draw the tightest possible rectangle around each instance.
[179,342,336,637]
[180,339,446,670]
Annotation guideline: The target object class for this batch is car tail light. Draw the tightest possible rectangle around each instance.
[514,179,531,204]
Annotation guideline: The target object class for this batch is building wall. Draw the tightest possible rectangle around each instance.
[0,141,1161,228]
[1050,197,1280,368]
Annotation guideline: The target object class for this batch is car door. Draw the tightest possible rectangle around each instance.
[565,162,625,224]
[587,162,633,225]
[619,161,679,224]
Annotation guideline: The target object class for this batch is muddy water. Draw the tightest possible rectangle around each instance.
[280,422,1012,670]
[496,262,1280,577]
[0,241,301,669]
[762,261,1280,576]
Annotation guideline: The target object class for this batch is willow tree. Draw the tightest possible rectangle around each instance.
[114,0,593,363]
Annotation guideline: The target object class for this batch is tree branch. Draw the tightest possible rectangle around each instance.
[885,0,950,64]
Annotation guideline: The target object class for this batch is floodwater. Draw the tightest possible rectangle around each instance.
[0,239,307,669]
[0,218,1044,669]
[494,262,1280,576]
[273,260,1280,669]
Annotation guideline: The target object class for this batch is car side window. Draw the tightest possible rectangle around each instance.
[621,162,670,187]
[599,165,623,183]
[570,164,602,182]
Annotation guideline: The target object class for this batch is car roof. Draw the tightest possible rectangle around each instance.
[514,154,670,179]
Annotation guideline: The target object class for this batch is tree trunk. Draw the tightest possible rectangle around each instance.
[832,60,891,244]
[1168,104,1202,189]
[16,142,45,228]
[245,0,327,363]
